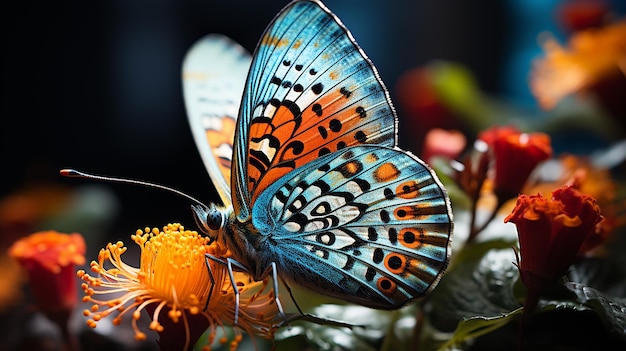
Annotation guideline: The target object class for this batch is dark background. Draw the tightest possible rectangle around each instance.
[3,0,624,238]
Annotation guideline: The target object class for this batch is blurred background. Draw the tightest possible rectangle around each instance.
[3,0,625,240]
[3,1,626,350]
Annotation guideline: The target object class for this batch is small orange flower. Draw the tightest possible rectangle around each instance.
[78,223,280,351]
[530,20,626,109]
[9,230,86,315]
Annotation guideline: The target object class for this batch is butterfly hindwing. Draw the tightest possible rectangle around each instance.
[183,34,252,206]
[233,0,397,220]
[252,145,453,309]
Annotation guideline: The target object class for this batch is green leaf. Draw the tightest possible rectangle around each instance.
[274,304,398,351]
[437,308,523,351]
[569,228,626,297]
[437,282,626,350]
[427,244,520,332]
[563,282,626,340]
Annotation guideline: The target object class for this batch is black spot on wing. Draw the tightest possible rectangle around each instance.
[373,248,384,263]
[340,86,352,98]
[368,227,378,241]
[318,126,328,139]
[356,106,367,118]
[329,119,342,132]
[312,82,323,94]
[312,103,323,116]
[388,228,398,244]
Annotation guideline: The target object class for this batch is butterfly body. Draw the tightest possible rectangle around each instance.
[184,0,453,311]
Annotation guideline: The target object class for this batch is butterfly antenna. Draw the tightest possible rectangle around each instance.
[60,168,207,208]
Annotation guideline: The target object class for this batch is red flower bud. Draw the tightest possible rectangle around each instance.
[479,126,552,200]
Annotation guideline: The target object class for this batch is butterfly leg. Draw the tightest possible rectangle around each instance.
[269,262,290,327]
[272,267,358,329]
[254,262,291,327]
[204,253,250,326]
[203,253,219,311]
[206,258,357,329]
[225,257,242,327]
[279,274,305,316]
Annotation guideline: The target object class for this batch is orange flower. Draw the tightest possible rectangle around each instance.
[530,20,626,109]
[479,126,553,201]
[504,186,602,326]
[506,186,602,282]
[9,230,86,315]
[526,154,622,253]
[77,223,280,351]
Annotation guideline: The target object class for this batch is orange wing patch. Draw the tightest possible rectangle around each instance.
[393,204,440,221]
[247,105,299,200]
[247,86,383,204]
[376,277,397,296]
[289,87,370,159]
[205,116,236,185]
[374,163,400,183]
[398,228,422,249]
[261,34,290,48]
[384,253,406,275]
[396,180,420,199]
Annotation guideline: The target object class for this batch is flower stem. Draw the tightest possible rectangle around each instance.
[46,309,80,351]
[146,304,212,351]
[468,194,505,243]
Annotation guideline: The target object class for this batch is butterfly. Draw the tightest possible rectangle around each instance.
[182,0,453,315]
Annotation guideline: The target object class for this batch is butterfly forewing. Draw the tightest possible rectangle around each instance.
[252,146,452,308]
[183,34,252,206]
[233,0,397,221]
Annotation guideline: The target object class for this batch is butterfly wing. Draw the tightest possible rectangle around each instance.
[182,34,252,206]
[252,146,453,309]
[232,0,397,221]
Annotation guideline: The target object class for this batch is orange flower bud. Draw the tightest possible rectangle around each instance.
[505,185,602,293]
[9,231,86,315]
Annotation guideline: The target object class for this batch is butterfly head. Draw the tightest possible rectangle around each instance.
[191,203,228,240]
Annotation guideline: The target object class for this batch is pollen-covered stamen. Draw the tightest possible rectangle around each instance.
[77,223,282,350]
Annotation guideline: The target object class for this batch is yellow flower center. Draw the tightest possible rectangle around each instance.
[133,224,213,312]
